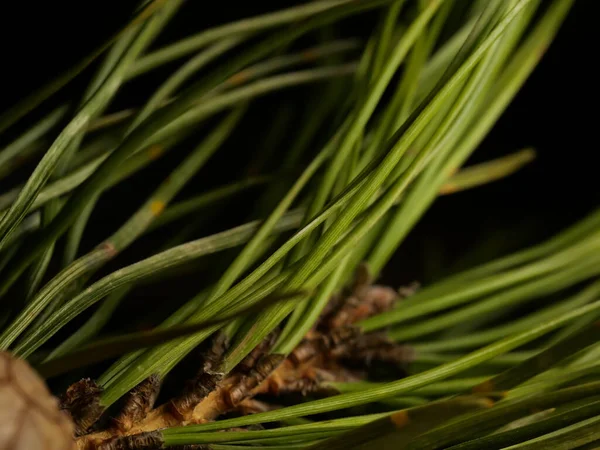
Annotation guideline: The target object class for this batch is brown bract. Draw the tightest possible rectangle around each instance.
[112,375,162,433]
[60,378,104,436]
[0,351,76,450]
[319,263,415,331]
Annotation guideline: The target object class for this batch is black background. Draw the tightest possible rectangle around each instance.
[0,0,597,291]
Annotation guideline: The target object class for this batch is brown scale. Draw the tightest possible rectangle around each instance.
[353,341,416,366]
[170,332,229,419]
[246,331,366,399]
[60,378,104,437]
[348,339,415,366]
[325,285,399,330]
[288,326,361,367]
[268,363,357,397]
[332,331,416,366]
[223,354,285,408]
[334,331,393,353]
[235,329,279,374]
[273,375,320,396]
[170,371,222,420]
[112,374,161,433]
[316,263,370,331]
[320,263,419,331]
[201,331,229,375]
[95,431,163,450]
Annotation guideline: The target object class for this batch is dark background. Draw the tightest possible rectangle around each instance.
[0,1,597,302]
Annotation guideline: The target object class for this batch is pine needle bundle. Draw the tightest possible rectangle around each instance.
[2,1,597,449]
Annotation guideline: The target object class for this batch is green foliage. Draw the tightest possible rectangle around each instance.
[1,0,595,448]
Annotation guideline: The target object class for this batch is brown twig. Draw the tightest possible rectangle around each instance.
[74,267,416,449]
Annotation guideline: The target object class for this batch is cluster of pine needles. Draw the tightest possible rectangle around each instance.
[1,0,598,449]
